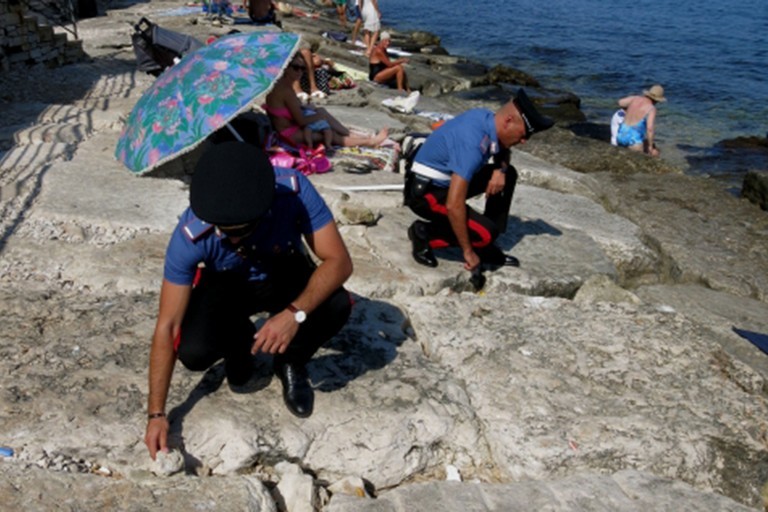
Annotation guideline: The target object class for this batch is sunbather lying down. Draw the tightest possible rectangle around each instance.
[265,56,388,149]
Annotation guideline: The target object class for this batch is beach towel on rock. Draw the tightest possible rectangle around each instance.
[328,72,356,90]
[333,63,367,82]
[733,327,768,356]
[323,31,348,42]
[610,109,625,146]
[330,146,399,174]
[381,91,420,114]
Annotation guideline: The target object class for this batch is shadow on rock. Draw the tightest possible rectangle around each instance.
[497,216,563,248]
[433,216,562,264]
[310,295,409,393]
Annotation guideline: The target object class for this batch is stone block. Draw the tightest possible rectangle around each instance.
[0,12,20,25]
[38,25,53,41]
[741,170,768,211]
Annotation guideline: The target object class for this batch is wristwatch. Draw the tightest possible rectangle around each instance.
[286,303,307,324]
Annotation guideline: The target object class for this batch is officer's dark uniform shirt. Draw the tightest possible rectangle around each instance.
[163,168,333,286]
[413,109,499,188]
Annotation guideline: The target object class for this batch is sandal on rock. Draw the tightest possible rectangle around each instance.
[296,92,309,103]
[311,90,327,100]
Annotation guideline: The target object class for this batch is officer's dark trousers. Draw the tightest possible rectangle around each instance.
[405,163,517,249]
[177,252,352,371]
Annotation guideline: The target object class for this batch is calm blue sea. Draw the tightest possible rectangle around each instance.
[381,0,768,181]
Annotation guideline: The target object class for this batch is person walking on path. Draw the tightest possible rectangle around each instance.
[403,89,553,271]
[347,0,363,46]
[616,84,666,157]
[332,0,348,28]
[368,31,409,92]
[360,0,381,57]
[144,142,354,460]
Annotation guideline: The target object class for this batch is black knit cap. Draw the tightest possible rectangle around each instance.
[190,141,276,225]
[514,88,554,138]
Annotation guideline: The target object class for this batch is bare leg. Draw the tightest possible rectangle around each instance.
[304,127,314,148]
[336,5,347,27]
[315,107,350,136]
[299,48,319,94]
[363,31,371,56]
[644,140,660,157]
[366,30,379,57]
[291,130,328,148]
[374,66,407,91]
[333,127,389,147]
[351,19,362,44]
[323,128,333,149]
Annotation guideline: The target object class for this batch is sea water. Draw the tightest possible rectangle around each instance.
[382,0,768,183]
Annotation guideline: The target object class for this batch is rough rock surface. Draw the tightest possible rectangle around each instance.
[1,1,767,511]
[742,170,768,211]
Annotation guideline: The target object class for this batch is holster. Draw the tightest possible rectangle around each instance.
[403,171,431,206]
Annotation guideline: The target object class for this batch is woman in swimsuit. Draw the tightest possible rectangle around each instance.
[368,32,409,92]
[264,57,389,149]
[616,84,666,157]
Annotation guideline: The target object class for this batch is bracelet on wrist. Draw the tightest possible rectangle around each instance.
[147,412,166,420]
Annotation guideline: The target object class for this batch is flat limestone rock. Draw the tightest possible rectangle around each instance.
[23,132,187,242]
[0,461,276,512]
[326,471,756,512]
[401,291,768,506]
[2,1,767,510]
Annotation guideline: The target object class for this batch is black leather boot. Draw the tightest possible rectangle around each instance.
[407,221,438,267]
[275,362,314,418]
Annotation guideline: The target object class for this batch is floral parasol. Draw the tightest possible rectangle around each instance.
[115,31,300,175]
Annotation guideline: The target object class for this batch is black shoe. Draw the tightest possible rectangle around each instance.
[225,355,253,386]
[408,221,438,267]
[477,245,520,268]
[275,362,314,418]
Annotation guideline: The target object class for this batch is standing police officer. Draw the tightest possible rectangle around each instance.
[404,89,553,270]
[145,142,353,460]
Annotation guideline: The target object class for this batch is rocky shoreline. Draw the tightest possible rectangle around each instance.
[1,0,768,510]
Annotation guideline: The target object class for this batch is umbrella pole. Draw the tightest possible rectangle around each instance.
[226,123,244,142]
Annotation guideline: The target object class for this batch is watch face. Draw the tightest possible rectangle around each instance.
[295,310,307,323]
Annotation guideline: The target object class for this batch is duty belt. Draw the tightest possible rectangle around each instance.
[410,162,451,184]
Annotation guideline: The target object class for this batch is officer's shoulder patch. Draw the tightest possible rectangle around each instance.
[275,170,300,195]
[182,217,214,241]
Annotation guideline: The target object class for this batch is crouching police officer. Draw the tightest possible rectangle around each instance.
[403,89,553,271]
[145,142,353,460]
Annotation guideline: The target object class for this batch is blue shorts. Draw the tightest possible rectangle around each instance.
[307,120,331,132]
[302,108,331,132]
[346,3,360,20]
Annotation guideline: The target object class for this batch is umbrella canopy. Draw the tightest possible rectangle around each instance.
[115,31,301,175]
